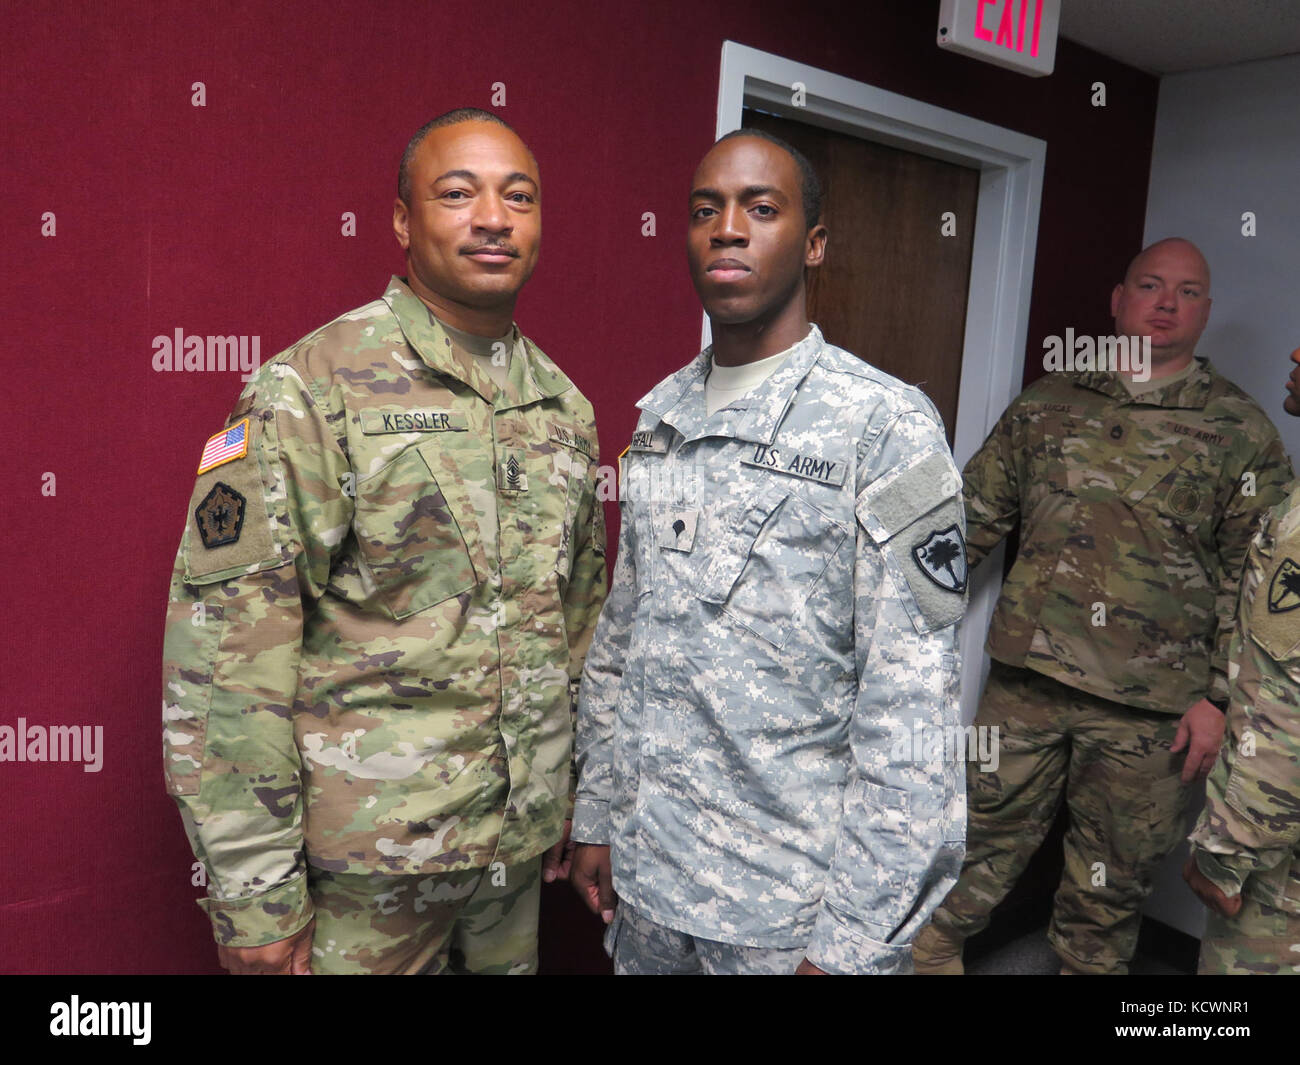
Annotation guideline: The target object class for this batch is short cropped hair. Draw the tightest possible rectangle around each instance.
[398,108,519,205]
[715,127,823,228]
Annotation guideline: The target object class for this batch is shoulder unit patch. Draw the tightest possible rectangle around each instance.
[195,482,247,549]
[1268,558,1300,614]
[913,525,968,593]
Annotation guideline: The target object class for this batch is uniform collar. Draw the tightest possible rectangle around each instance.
[1074,355,1215,410]
[382,276,570,409]
[637,324,824,444]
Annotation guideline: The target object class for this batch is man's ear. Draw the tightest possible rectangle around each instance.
[805,223,828,268]
[393,197,411,251]
[1110,282,1123,318]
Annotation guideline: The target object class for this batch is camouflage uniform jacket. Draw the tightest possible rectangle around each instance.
[1190,483,1300,912]
[162,277,607,947]
[572,326,968,974]
[964,360,1291,714]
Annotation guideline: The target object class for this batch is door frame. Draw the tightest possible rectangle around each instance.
[714,41,1047,722]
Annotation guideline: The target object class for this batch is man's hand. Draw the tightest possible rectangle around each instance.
[796,958,829,975]
[1171,698,1226,782]
[543,819,576,883]
[570,843,617,923]
[216,917,314,975]
[1182,856,1243,919]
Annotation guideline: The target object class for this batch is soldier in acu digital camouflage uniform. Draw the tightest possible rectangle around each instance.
[161,109,607,974]
[1184,346,1300,975]
[568,130,968,974]
[914,239,1293,975]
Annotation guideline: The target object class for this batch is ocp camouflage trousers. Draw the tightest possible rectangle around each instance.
[1200,893,1300,974]
[926,661,1192,973]
[308,855,542,974]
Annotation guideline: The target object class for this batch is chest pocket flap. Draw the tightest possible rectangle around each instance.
[1120,439,1206,507]
[351,442,480,619]
[697,493,786,606]
[697,490,849,650]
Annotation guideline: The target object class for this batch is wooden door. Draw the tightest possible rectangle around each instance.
[744,109,979,444]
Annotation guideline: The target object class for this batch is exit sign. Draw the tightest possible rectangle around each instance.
[938,0,1060,77]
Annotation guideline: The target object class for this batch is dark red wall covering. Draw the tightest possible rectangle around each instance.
[0,0,1156,973]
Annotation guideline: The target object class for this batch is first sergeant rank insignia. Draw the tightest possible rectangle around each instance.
[913,525,968,593]
[500,448,528,493]
[1268,557,1300,614]
[196,482,247,549]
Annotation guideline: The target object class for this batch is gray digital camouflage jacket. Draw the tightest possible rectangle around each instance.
[573,326,967,974]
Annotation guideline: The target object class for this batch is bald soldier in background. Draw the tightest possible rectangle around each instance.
[914,238,1293,975]
[1184,346,1300,975]
[161,109,606,974]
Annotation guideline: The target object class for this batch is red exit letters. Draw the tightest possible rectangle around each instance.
[974,0,1045,57]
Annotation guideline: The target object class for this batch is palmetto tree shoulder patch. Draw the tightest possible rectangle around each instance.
[1250,553,1300,661]
[1268,558,1300,614]
[913,525,968,593]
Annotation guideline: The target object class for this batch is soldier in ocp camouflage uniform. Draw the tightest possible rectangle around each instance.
[1184,346,1300,975]
[914,239,1293,974]
[569,130,967,974]
[161,110,607,974]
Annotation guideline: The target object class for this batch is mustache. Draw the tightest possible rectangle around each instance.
[460,241,520,257]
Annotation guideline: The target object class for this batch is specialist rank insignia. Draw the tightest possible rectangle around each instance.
[195,482,247,549]
[1268,557,1300,614]
[913,525,968,593]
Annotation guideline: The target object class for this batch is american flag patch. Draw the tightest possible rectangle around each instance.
[197,418,250,474]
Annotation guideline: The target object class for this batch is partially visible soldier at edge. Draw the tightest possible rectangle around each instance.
[1184,345,1300,975]
[161,109,607,974]
[914,238,1293,975]
[569,129,968,974]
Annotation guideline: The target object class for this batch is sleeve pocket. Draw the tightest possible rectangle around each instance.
[828,778,915,935]
[161,581,224,797]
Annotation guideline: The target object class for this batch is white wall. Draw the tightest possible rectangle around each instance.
[1144,53,1300,457]
[1140,52,1300,940]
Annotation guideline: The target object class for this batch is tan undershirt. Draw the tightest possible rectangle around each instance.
[705,348,793,416]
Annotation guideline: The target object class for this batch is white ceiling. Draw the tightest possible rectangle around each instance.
[1059,0,1300,75]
